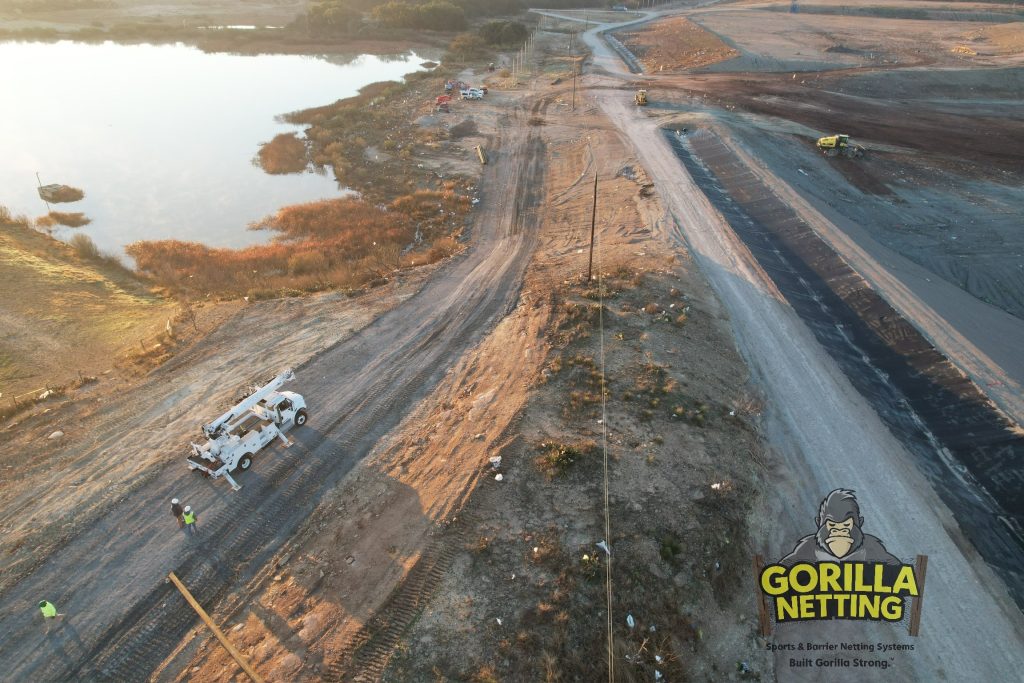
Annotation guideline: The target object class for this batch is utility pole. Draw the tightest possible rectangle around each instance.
[571,57,577,110]
[587,172,598,281]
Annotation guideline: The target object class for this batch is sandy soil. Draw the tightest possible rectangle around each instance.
[159,34,772,683]
[616,15,739,72]
[686,6,1024,71]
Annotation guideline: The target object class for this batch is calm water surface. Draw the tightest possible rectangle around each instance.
[0,41,424,255]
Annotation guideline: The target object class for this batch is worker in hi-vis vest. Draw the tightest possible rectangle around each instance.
[39,600,63,632]
[182,506,197,536]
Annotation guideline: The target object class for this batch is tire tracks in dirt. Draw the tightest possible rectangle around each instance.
[0,105,544,681]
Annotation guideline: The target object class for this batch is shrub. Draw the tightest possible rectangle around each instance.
[287,251,329,276]
[69,233,100,260]
[448,118,478,139]
[47,211,91,227]
[535,440,597,479]
[256,133,308,174]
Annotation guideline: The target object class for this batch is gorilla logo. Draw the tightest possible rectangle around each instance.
[781,489,900,565]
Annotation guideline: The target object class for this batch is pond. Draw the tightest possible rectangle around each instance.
[0,41,425,256]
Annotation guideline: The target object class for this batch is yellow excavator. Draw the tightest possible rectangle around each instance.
[634,89,648,106]
[816,134,864,158]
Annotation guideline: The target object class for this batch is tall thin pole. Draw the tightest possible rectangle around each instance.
[587,172,598,280]
[168,572,264,683]
[572,58,577,110]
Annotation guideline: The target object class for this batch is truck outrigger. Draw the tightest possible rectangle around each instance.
[187,369,308,490]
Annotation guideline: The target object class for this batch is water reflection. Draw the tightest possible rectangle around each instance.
[0,41,424,255]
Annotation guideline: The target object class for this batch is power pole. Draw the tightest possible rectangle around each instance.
[587,172,598,281]
[571,57,577,110]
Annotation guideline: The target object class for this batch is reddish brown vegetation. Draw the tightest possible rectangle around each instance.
[127,192,468,298]
[256,133,308,174]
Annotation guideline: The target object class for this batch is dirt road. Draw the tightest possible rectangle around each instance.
[568,8,1024,682]
[0,110,543,681]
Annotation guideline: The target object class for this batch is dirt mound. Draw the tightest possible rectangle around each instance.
[964,21,1024,55]
[615,16,738,72]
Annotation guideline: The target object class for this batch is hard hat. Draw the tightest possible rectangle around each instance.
[184,506,192,513]
[39,600,48,608]
[172,498,179,505]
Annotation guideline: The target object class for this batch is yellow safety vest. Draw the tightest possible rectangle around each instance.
[183,511,195,525]
[40,602,57,618]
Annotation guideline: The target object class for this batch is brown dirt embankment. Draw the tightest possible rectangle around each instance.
[0,210,174,403]
[166,84,770,682]
[616,16,739,72]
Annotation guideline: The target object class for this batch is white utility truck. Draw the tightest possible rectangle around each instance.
[187,369,308,490]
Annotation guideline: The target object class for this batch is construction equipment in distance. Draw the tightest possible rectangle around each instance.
[634,89,648,106]
[187,369,308,491]
[816,134,864,158]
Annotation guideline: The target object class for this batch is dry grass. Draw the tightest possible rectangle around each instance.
[255,133,308,174]
[40,185,85,203]
[42,211,91,228]
[127,190,470,299]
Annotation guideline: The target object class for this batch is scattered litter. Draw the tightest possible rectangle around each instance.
[489,455,502,469]
[273,574,282,581]
[626,613,636,629]
[474,432,485,440]
[346,556,355,565]
[39,389,54,400]
[232,623,243,632]
[534,547,540,554]
[654,670,663,681]
[496,617,503,626]
[495,473,504,482]
[471,198,480,205]
[798,168,808,176]
[711,480,732,491]
[655,655,663,664]
[715,561,721,570]
[596,540,611,556]
[729,410,736,416]
[48,431,64,440]
[649,624,657,632]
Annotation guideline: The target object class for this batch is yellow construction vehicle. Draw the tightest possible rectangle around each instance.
[634,89,648,106]
[816,134,863,158]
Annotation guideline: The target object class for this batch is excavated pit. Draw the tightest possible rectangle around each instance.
[666,128,1024,605]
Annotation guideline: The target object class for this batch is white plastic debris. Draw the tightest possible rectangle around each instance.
[496,618,503,626]
[489,456,502,469]
[495,473,504,482]
[654,670,663,681]
[39,390,54,400]
[655,655,663,664]
[626,614,636,629]
[596,540,611,556]
[48,431,64,440]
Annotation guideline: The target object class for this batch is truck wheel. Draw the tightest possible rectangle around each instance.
[238,454,254,472]
[295,409,308,426]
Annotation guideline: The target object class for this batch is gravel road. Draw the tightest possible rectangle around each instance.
[567,9,1024,682]
[0,115,544,681]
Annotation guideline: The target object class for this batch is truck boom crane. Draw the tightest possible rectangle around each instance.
[187,369,308,491]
